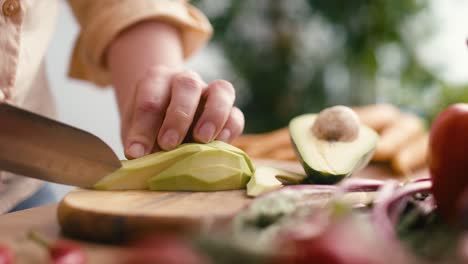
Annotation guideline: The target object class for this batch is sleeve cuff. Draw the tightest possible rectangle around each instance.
[69,0,212,87]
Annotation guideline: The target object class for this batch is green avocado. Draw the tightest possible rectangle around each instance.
[289,114,378,184]
[94,141,254,191]
[94,144,214,190]
[246,166,305,197]
[207,141,255,173]
[148,149,252,191]
[148,165,250,191]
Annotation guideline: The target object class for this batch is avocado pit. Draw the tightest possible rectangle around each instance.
[311,105,360,142]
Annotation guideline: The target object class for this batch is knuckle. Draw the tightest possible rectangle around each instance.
[138,74,166,91]
[232,107,244,119]
[208,81,235,103]
[173,72,202,92]
[183,70,201,80]
[172,106,192,122]
[230,108,245,130]
[210,80,235,96]
[146,65,169,77]
[204,102,230,114]
[204,93,234,113]
[201,106,231,127]
[136,99,165,114]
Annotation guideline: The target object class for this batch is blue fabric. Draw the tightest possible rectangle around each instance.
[9,183,58,212]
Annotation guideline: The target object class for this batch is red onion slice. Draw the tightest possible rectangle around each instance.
[339,178,385,192]
[372,181,432,242]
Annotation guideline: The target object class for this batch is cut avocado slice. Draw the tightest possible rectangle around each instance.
[247,166,306,197]
[94,144,214,190]
[148,148,253,191]
[207,141,255,173]
[148,165,250,191]
[94,142,254,191]
[120,143,214,170]
[289,113,378,184]
[151,148,251,178]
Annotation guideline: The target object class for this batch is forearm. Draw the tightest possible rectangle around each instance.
[107,21,184,116]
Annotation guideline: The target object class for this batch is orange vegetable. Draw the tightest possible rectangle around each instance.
[353,104,400,132]
[373,114,425,161]
[392,134,428,175]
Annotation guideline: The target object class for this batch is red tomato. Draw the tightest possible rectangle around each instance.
[49,240,86,264]
[457,188,468,228]
[429,103,468,225]
[0,245,14,264]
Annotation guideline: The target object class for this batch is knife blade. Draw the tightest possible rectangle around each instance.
[0,104,121,188]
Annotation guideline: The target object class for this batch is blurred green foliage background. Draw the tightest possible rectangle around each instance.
[192,0,468,133]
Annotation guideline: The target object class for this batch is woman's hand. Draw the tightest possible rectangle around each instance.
[123,66,244,157]
[0,90,5,103]
[107,21,244,159]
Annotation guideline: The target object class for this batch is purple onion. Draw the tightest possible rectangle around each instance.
[372,181,432,242]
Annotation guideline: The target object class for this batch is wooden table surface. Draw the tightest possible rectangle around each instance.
[0,162,428,264]
[0,204,136,264]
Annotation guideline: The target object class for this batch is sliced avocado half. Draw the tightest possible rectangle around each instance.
[94,144,214,190]
[148,165,250,191]
[207,140,255,173]
[289,113,378,184]
[148,149,252,191]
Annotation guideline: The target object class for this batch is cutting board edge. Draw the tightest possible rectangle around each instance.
[57,191,252,243]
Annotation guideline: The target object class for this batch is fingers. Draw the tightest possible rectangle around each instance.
[123,67,244,156]
[124,66,172,159]
[157,71,205,150]
[193,80,236,143]
[216,107,244,142]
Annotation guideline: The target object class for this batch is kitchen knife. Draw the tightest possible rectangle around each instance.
[0,104,121,188]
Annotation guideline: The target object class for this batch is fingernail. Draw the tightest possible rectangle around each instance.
[161,129,180,149]
[198,122,216,142]
[0,90,5,102]
[127,143,146,158]
[217,129,231,141]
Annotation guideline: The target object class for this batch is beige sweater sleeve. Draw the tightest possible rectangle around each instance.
[67,0,213,87]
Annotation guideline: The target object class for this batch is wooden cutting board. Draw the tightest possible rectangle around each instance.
[57,160,428,242]
[58,189,250,242]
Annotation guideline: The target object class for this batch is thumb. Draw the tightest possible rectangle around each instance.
[0,90,6,103]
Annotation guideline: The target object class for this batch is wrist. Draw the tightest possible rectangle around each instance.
[107,20,184,69]
[107,20,184,114]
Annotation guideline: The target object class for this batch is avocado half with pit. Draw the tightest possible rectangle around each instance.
[289,106,379,184]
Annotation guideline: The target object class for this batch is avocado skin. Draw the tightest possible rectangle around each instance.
[290,137,374,184]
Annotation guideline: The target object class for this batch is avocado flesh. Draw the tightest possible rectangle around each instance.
[121,143,213,170]
[207,141,255,173]
[148,165,250,191]
[94,141,254,191]
[148,149,252,191]
[289,114,378,184]
[247,166,306,197]
[151,149,251,179]
[94,144,214,190]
